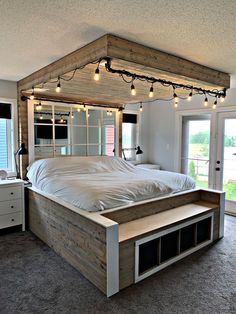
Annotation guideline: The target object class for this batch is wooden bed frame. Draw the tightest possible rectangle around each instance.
[28,187,224,297]
[18,35,226,297]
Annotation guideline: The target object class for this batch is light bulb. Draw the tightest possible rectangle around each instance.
[204,97,208,107]
[94,68,100,81]
[220,95,225,102]
[131,83,136,96]
[107,110,109,116]
[77,108,81,112]
[213,99,217,109]
[173,92,178,103]
[174,102,178,108]
[60,117,64,123]
[88,113,90,117]
[39,114,43,120]
[187,91,193,101]
[71,113,74,119]
[139,104,143,112]
[83,105,87,111]
[56,81,61,93]
[149,85,154,98]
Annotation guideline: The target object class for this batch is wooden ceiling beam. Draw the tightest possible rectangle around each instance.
[106,35,230,89]
[18,35,109,91]
[18,34,230,95]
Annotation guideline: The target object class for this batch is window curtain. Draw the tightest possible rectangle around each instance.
[0,103,11,119]
[123,113,137,124]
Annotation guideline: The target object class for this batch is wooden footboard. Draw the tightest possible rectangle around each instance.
[28,188,224,296]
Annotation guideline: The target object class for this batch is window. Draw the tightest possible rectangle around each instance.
[32,103,116,160]
[122,113,138,160]
[0,102,13,172]
[181,115,211,188]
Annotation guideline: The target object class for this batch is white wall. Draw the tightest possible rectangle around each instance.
[0,79,17,99]
[144,88,236,171]
[125,102,150,163]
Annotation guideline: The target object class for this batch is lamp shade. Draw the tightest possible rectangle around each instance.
[136,146,143,155]
[16,143,28,155]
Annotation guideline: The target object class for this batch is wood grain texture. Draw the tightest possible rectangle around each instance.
[102,190,201,224]
[119,201,217,242]
[29,189,108,294]
[107,35,230,88]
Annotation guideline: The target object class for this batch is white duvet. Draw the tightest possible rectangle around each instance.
[27,156,196,212]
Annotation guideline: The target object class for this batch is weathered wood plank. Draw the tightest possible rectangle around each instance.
[107,35,230,88]
[29,190,108,294]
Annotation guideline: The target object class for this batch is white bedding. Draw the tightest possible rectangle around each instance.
[27,156,196,212]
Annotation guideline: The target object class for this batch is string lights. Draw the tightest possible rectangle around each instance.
[173,87,179,103]
[25,57,227,111]
[187,90,193,101]
[149,84,154,98]
[56,78,61,93]
[30,87,35,100]
[94,65,100,81]
[139,103,143,112]
[35,101,42,110]
[212,98,217,109]
[131,79,136,96]
[204,94,208,107]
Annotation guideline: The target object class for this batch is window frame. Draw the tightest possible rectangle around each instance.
[28,100,119,163]
[122,109,141,161]
[0,98,17,176]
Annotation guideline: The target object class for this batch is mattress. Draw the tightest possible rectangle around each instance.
[27,156,196,212]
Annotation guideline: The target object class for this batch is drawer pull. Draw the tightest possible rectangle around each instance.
[10,192,14,195]
[11,205,14,208]
[11,218,15,222]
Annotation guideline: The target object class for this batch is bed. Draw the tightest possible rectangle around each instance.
[27,156,196,212]
[27,156,225,297]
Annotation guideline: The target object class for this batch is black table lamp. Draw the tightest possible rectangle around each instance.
[14,143,28,178]
[136,146,143,155]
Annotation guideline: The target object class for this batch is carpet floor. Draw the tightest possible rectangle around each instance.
[0,215,235,314]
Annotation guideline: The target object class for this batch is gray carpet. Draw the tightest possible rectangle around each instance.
[0,216,235,314]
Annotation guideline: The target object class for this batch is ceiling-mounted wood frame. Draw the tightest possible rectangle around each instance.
[18,34,230,102]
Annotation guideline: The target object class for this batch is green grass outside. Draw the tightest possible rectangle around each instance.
[196,179,236,201]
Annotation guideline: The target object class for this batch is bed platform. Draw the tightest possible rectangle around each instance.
[28,187,224,297]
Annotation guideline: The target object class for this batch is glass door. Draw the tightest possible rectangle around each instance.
[216,112,236,215]
[181,115,211,188]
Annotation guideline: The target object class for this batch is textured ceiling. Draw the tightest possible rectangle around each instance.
[0,0,236,81]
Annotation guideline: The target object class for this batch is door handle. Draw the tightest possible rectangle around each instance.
[215,167,220,171]
[216,160,221,164]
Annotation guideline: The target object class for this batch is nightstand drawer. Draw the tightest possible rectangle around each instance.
[0,200,22,215]
[0,185,22,201]
[0,212,22,229]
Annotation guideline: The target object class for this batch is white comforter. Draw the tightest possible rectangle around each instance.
[27,156,195,212]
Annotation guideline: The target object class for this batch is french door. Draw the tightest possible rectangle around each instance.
[181,111,236,215]
[215,112,236,214]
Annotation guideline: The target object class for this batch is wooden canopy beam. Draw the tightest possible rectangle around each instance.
[106,35,230,89]
[18,34,230,91]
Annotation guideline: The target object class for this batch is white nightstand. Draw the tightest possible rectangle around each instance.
[136,163,161,170]
[0,179,25,231]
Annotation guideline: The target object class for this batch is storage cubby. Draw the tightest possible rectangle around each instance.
[160,230,179,263]
[197,217,212,244]
[180,223,196,253]
[135,213,213,282]
[139,238,159,275]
